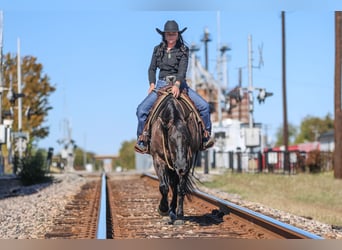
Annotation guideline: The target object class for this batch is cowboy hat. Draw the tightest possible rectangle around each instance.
[156,20,187,35]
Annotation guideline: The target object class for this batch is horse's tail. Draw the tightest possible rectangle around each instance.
[184,151,200,200]
[184,171,197,200]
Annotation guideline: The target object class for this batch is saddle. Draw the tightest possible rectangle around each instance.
[135,85,205,154]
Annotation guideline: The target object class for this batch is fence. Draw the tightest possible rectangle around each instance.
[210,150,334,174]
[211,151,262,173]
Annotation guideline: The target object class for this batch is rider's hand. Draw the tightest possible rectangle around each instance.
[172,82,180,98]
[148,83,155,94]
[172,85,180,98]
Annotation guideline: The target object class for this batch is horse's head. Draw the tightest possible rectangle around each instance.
[158,97,193,176]
[165,120,191,176]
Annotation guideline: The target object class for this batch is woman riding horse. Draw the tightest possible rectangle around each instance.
[135,20,214,153]
[149,91,201,222]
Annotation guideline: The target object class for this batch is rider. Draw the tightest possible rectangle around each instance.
[135,20,215,152]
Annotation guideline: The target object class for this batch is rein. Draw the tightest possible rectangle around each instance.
[161,127,174,170]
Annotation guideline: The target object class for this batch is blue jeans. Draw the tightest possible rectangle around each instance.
[136,80,212,138]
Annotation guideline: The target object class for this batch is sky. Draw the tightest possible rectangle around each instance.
[1,1,341,156]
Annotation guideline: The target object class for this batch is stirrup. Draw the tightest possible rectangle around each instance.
[201,137,215,151]
[134,141,148,154]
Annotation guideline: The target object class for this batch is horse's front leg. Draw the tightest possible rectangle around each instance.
[153,158,170,216]
[176,176,186,219]
[157,170,169,216]
[168,172,179,220]
[158,180,169,216]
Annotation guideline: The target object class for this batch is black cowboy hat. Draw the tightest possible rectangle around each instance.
[156,20,187,35]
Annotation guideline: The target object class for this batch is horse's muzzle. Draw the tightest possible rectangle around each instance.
[176,168,187,176]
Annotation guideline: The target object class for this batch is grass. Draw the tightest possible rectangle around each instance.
[198,170,342,226]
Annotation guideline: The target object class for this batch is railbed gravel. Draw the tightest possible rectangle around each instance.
[0,171,341,239]
[0,173,87,239]
[195,172,342,239]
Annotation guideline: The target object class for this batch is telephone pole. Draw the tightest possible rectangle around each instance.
[201,28,211,175]
[201,28,211,72]
[17,38,23,159]
[334,11,342,179]
[281,11,290,173]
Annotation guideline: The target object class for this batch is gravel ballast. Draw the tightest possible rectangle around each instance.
[0,172,341,239]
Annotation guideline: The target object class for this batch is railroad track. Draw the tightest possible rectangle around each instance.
[44,172,324,239]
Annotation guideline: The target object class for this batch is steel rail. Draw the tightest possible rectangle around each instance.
[96,172,107,239]
[143,172,324,239]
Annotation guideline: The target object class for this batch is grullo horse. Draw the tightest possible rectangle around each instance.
[149,91,203,224]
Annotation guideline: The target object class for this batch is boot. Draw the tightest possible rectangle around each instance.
[134,140,147,153]
[202,136,215,150]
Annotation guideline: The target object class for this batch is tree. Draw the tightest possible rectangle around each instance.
[274,123,298,146]
[294,114,334,144]
[113,139,136,170]
[73,147,102,171]
[2,53,56,140]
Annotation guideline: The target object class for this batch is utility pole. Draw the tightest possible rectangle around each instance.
[334,11,342,179]
[201,28,211,175]
[201,28,211,72]
[218,45,230,126]
[281,11,290,173]
[17,38,23,159]
[83,132,87,169]
[247,34,254,129]
[189,43,200,89]
[238,68,242,121]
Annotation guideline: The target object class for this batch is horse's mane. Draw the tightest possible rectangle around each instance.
[160,97,182,121]
[155,95,183,123]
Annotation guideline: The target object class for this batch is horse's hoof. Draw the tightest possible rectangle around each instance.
[212,209,225,218]
[169,211,177,221]
[158,207,169,216]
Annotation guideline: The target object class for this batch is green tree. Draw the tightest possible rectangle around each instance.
[73,147,102,171]
[2,53,56,141]
[274,123,298,146]
[113,139,136,170]
[294,113,334,143]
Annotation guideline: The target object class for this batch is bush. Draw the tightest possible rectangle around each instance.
[305,150,322,173]
[17,150,52,186]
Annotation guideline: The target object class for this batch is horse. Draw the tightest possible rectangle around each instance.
[148,88,203,224]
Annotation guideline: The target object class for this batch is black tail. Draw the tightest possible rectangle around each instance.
[184,170,197,201]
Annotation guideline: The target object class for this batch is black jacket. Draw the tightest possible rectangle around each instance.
[148,43,189,84]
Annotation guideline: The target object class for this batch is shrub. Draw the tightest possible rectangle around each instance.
[305,150,322,173]
[17,150,52,185]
